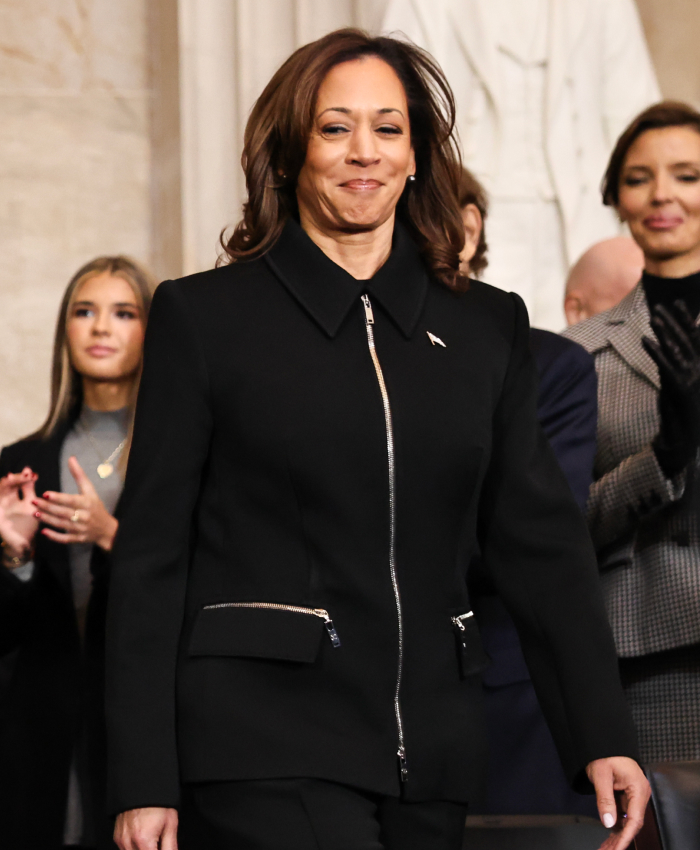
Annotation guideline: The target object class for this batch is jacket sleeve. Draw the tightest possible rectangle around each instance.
[478,294,639,792]
[585,445,685,553]
[536,344,597,513]
[0,447,37,653]
[105,280,213,815]
[602,0,661,146]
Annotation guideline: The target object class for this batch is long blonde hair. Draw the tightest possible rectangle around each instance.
[30,256,157,456]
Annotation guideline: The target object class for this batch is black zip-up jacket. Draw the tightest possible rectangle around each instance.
[106,219,639,815]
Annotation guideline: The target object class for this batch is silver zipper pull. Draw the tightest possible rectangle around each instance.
[323,619,341,648]
[451,611,474,631]
[316,610,341,648]
[361,294,374,325]
[398,746,408,782]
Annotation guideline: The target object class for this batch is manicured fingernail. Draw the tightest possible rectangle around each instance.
[34,512,41,519]
[43,493,50,499]
[603,813,616,829]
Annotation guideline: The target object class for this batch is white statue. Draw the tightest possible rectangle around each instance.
[382,0,660,329]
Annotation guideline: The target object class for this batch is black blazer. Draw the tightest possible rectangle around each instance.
[0,423,113,849]
[106,219,639,816]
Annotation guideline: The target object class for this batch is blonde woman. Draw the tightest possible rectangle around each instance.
[0,256,155,850]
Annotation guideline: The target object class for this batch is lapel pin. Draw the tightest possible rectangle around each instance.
[427,332,446,348]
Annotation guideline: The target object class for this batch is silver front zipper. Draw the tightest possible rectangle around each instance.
[361,293,408,783]
[202,601,341,648]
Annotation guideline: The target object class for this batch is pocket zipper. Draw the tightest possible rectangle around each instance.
[451,611,474,631]
[202,601,341,648]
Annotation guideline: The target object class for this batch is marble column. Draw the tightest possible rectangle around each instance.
[636,0,700,107]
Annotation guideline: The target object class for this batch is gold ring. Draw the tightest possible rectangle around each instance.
[71,511,80,523]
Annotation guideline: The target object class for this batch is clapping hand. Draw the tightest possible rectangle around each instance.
[33,456,118,551]
[0,467,39,561]
[642,300,700,477]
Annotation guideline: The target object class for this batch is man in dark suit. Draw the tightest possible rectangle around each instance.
[470,329,600,815]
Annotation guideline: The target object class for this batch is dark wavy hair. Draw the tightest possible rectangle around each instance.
[457,167,489,278]
[602,101,700,207]
[220,28,468,292]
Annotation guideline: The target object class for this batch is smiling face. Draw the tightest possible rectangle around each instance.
[617,126,700,275]
[66,272,145,384]
[295,56,416,236]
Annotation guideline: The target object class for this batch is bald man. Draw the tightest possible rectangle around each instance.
[564,236,644,326]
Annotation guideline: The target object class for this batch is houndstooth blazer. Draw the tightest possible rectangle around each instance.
[563,283,700,658]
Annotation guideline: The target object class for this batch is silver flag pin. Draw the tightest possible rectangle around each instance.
[427,332,446,348]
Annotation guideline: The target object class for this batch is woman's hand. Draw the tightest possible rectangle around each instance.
[643,301,700,477]
[114,807,178,850]
[587,756,650,850]
[0,467,39,562]
[33,457,118,551]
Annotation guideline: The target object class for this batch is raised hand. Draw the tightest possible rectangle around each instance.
[33,457,118,551]
[642,300,700,477]
[0,467,39,561]
[645,300,700,389]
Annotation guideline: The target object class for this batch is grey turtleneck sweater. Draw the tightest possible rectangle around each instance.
[61,406,128,847]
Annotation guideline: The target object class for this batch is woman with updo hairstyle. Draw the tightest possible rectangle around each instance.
[0,256,155,848]
[565,101,700,764]
[107,29,647,850]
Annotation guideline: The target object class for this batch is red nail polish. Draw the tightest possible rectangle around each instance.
[43,493,50,500]
[34,512,41,519]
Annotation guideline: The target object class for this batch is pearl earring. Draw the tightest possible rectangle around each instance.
[408,175,416,183]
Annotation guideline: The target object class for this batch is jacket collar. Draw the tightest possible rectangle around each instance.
[265,217,430,339]
[604,282,659,390]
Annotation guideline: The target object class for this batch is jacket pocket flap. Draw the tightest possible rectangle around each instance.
[189,605,324,663]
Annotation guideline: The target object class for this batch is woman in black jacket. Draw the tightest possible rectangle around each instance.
[108,30,648,850]
[0,256,155,849]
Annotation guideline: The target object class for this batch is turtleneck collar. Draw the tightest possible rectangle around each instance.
[79,405,130,433]
[642,268,700,320]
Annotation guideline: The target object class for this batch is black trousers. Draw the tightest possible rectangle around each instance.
[180,778,468,850]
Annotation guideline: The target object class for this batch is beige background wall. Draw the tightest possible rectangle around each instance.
[0,0,151,445]
[637,0,700,108]
[0,0,699,447]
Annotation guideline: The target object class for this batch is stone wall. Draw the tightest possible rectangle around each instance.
[0,0,151,444]
[637,0,700,107]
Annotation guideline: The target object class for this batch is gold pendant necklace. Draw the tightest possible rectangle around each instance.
[97,461,116,479]
[79,421,127,479]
